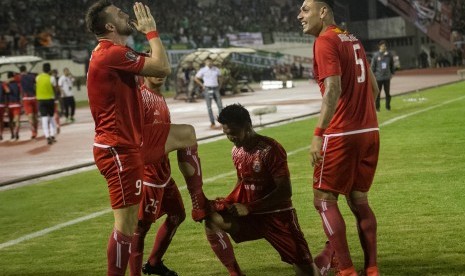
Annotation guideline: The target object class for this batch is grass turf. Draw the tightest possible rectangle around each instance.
[0,81,464,275]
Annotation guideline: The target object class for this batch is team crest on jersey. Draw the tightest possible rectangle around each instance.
[252,159,261,172]
[125,51,139,62]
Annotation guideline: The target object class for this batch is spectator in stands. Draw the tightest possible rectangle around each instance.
[0,35,10,56]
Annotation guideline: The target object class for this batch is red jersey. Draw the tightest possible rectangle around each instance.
[87,40,145,148]
[226,135,292,212]
[313,25,378,134]
[140,83,172,183]
[139,83,171,125]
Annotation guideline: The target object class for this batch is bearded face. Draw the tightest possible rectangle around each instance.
[105,5,133,36]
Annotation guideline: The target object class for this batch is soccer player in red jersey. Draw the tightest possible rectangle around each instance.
[298,1,381,276]
[129,76,185,276]
[5,72,22,140]
[19,65,39,139]
[0,81,6,141]
[86,2,209,275]
[205,104,319,276]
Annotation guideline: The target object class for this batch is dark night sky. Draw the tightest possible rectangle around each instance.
[346,0,398,21]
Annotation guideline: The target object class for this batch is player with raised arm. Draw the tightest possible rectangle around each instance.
[298,1,380,275]
[86,1,210,275]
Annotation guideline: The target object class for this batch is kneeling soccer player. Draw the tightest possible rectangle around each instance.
[205,104,320,276]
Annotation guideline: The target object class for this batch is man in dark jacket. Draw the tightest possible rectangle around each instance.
[371,40,395,111]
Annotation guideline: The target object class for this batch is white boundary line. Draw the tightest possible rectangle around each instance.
[2,94,464,250]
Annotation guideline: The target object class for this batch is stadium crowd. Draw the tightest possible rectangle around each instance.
[0,0,302,57]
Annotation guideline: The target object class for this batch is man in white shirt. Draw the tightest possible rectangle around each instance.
[58,68,76,123]
[195,57,223,129]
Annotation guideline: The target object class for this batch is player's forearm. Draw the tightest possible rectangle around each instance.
[316,79,341,129]
[147,38,171,76]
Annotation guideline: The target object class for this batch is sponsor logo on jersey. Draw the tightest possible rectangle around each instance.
[253,159,261,172]
[125,51,139,62]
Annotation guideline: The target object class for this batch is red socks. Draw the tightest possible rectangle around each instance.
[206,231,243,276]
[107,229,133,276]
[348,197,378,270]
[147,218,181,265]
[177,145,210,221]
[129,223,151,276]
[177,145,203,195]
[314,198,354,271]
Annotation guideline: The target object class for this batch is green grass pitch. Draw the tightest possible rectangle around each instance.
[0,81,464,275]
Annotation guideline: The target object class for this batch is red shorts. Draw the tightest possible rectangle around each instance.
[8,105,21,117]
[138,176,185,222]
[23,98,38,115]
[313,129,379,195]
[227,209,313,265]
[141,123,170,164]
[0,106,5,120]
[93,146,144,209]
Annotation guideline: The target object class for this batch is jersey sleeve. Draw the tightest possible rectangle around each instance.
[314,36,341,81]
[104,45,145,74]
[263,142,290,178]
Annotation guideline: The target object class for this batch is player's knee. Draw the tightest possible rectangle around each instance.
[173,124,196,146]
[346,193,368,214]
[137,220,152,235]
[184,124,196,144]
[168,211,186,226]
[313,196,338,212]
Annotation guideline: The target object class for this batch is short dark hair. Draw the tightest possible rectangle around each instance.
[378,40,387,46]
[85,0,112,35]
[19,65,27,72]
[43,63,51,73]
[7,71,14,78]
[217,104,252,127]
[315,0,334,10]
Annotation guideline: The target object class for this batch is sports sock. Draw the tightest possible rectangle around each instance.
[177,145,203,195]
[41,116,49,137]
[348,197,377,270]
[129,222,151,276]
[107,228,133,276]
[177,145,209,219]
[49,116,56,137]
[148,216,181,265]
[314,198,353,271]
[206,231,242,276]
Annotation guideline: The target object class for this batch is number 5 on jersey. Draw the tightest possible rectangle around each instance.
[353,43,366,83]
